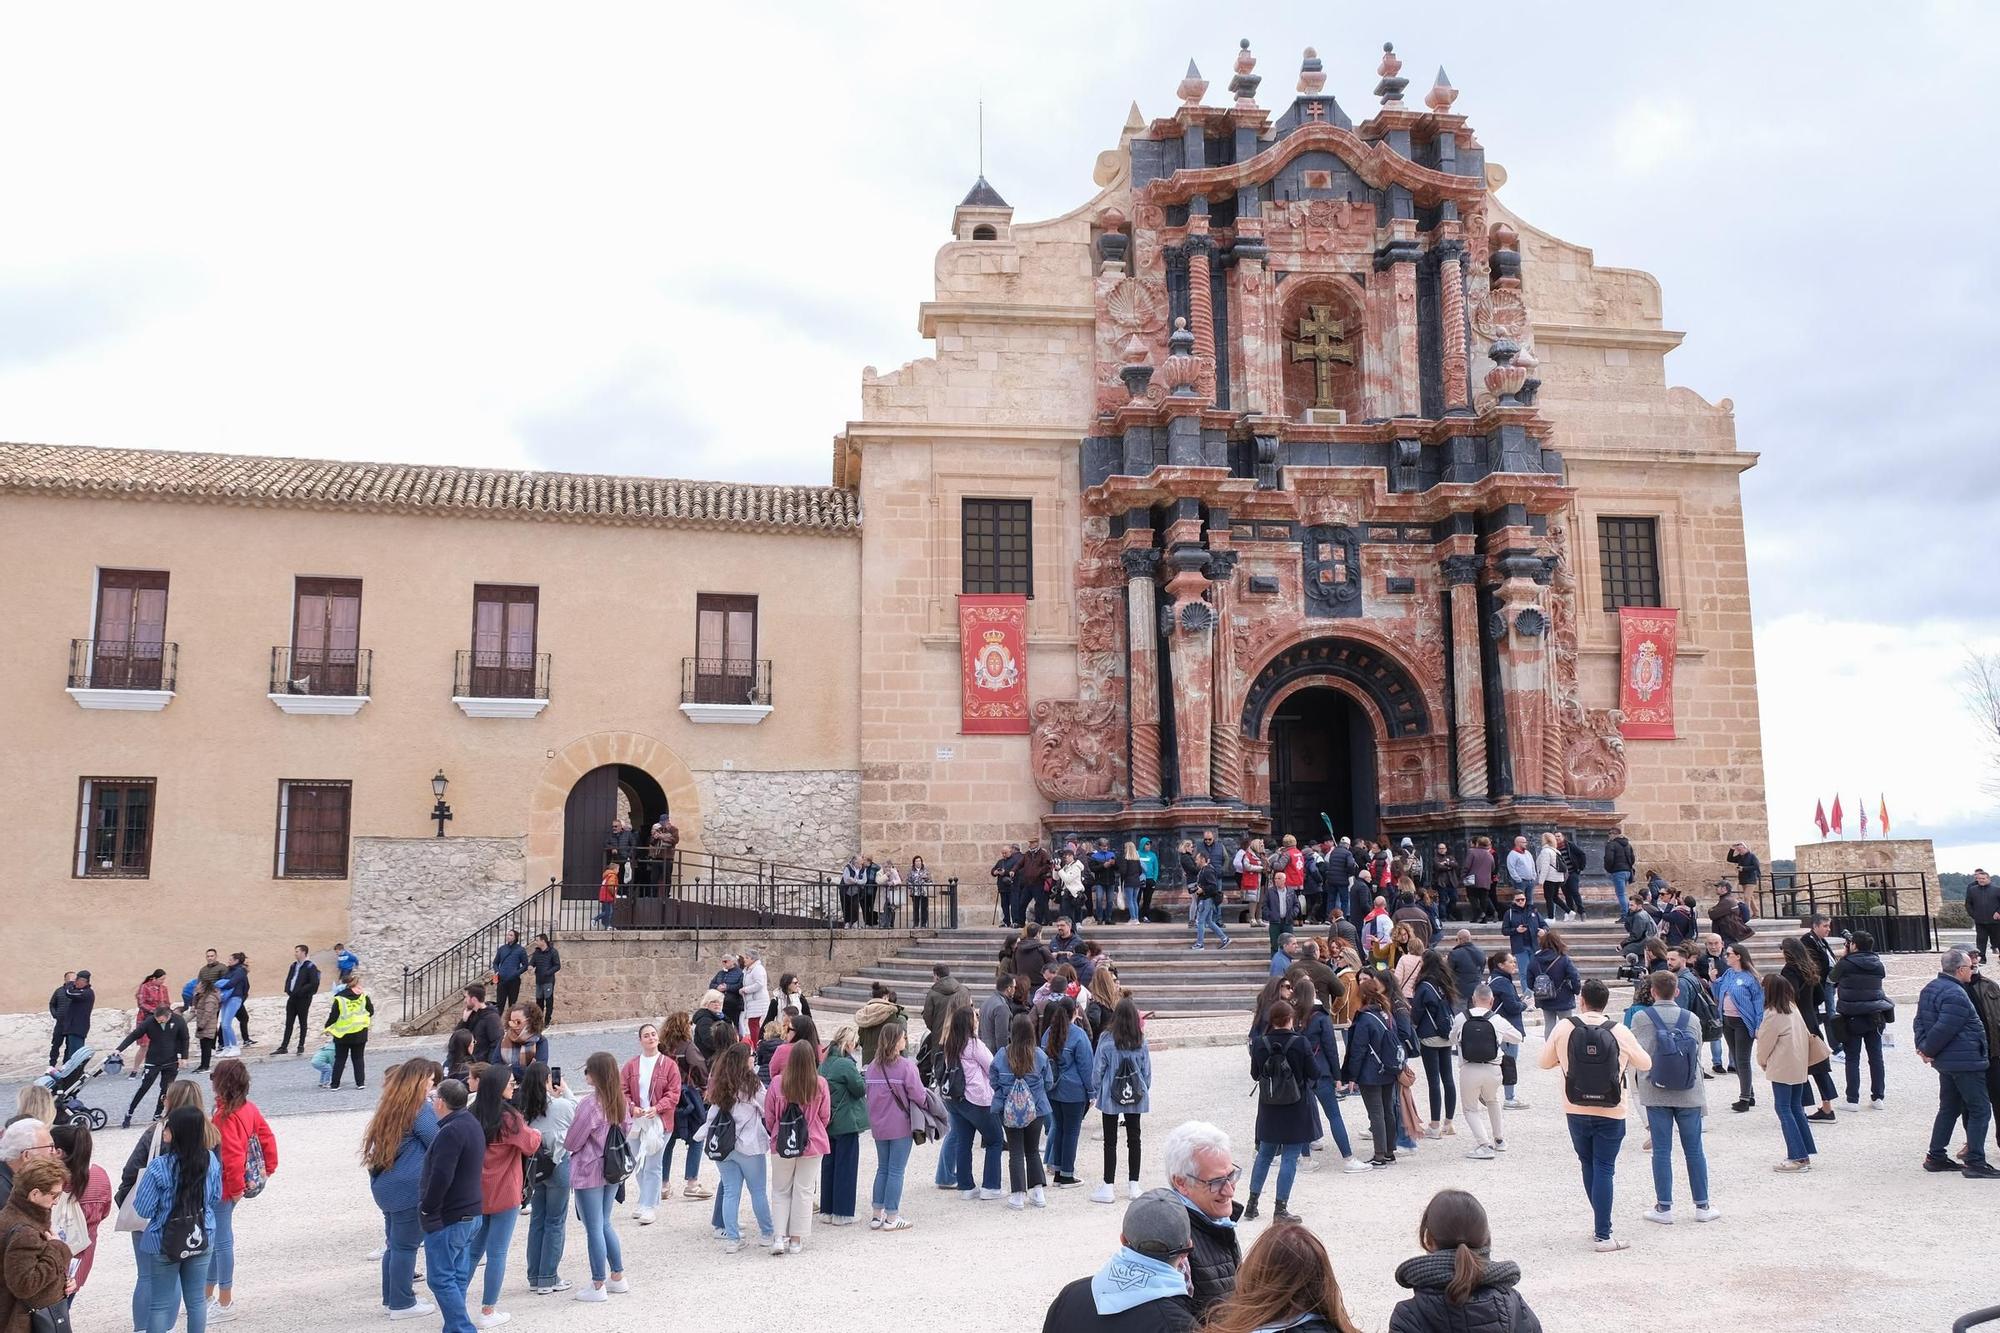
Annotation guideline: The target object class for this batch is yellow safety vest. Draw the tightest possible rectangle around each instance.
[328,993,373,1038]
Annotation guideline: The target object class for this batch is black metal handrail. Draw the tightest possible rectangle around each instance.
[1762,870,1935,953]
[271,646,371,696]
[453,648,551,700]
[401,878,561,1025]
[69,638,177,691]
[680,657,772,706]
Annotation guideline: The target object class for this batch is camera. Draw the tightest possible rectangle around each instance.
[1615,961,1640,982]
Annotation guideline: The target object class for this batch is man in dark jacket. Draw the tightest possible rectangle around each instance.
[979,972,1014,1056]
[1501,892,1546,978]
[490,929,529,1010]
[1040,1188,1197,1332]
[992,843,1024,927]
[1048,917,1084,968]
[45,973,74,1067]
[921,964,964,1037]
[1162,1122,1241,1317]
[1727,842,1762,887]
[276,945,321,1055]
[1448,930,1486,1010]
[455,984,504,1064]
[1017,839,1054,927]
[114,1005,187,1127]
[1968,869,2000,966]
[1603,832,1636,915]
[419,1079,485,1329]
[528,933,561,1026]
[52,971,94,1064]
[1013,925,1052,990]
[1915,950,1996,1177]
[1967,967,2000,1161]
[1799,915,1838,1020]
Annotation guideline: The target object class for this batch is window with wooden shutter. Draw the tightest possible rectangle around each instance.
[692,594,758,703]
[92,569,170,689]
[276,780,352,878]
[75,777,157,878]
[470,585,539,697]
[292,577,363,695]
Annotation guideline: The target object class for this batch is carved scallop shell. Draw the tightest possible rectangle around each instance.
[1103,277,1167,334]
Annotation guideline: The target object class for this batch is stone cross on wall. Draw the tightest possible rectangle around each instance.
[1290,304,1354,408]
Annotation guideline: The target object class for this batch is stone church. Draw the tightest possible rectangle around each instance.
[841,40,1767,884]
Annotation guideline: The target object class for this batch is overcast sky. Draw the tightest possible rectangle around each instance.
[4,3,1995,872]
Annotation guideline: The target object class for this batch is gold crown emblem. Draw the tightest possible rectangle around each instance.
[982,630,1006,645]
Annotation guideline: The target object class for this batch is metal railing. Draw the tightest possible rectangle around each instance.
[1762,870,1935,953]
[271,646,371,696]
[453,649,551,701]
[680,657,771,706]
[69,638,177,691]
[401,879,562,1025]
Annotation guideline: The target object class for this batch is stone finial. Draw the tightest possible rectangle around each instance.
[1124,101,1146,134]
[1229,38,1261,106]
[1297,46,1326,95]
[1178,59,1208,105]
[1488,221,1521,287]
[1169,315,1195,357]
[1485,337,1528,405]
[1374,41,1409,108]
[1162,316,1203,397]
[1426,66,1458,113]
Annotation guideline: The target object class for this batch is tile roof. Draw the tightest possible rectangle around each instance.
[0,442,861,537]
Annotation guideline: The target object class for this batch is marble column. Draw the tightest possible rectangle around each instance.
[1123,548,1164,804]
[1163,546,1214,801]
[1184,235,1216,404]
[1205,549,1241,802]
[1443,554,1489,800]
[1438,238,1469,412]
[1490,551,1551,798]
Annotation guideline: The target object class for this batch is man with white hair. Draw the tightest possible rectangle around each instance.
[0,1118,56,1198]
[741,947,770,1042]
[1161,1121,1241,1317]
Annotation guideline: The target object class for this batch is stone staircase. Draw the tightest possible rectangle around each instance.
[818,918,1797,1016]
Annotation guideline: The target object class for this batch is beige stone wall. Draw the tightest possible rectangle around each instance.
[1795,838,1941,911]
[347,835,527,1022]
[691,768,859,865]
[0,493,860,1014]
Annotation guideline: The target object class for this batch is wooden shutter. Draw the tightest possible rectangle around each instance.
[94,570,169,688]
[279,781,351,877]
[694,594,757,702]
[293,578,362,694]
[471,585,538,696]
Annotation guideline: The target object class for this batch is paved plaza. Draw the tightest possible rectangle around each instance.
[58,1019,1989,1332]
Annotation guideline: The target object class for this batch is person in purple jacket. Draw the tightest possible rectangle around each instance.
[862,1021,932,1232]
[563,1052,633,1302]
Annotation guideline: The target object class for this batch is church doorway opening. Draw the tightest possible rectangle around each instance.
[1268,688,1377,845]
[561,763,668,896]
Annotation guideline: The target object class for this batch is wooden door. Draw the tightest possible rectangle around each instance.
[293,578,363,694]
[94,569,169,688]
[693,594,757,703]
[471,585,538,697]
[562,764,621,894]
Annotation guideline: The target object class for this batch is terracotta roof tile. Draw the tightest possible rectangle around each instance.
[0,443,861,536]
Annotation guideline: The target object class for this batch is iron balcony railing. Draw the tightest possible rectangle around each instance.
[69,638,177,691]
[680,657,772,706]
[454,649,551,701]
[271,646,371,697]
[401,879,562,1025]
[1761,869,1935,953]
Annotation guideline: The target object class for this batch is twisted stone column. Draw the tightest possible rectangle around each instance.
[1443,554,1488,799]
[1184,236,1216,402]
[1438,240,1469,412]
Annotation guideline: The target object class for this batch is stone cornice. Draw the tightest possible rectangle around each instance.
[917,301,1096,338]
[1140,122,1485,209]
[1530,322,1685,353]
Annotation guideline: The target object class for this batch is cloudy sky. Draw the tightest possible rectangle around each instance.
[5,3,1996,870]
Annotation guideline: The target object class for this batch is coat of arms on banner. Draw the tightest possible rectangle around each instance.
[1627,638,1665,701]
[972,630,1019,691]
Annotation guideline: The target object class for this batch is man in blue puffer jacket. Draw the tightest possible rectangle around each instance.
[1914,949,1995,1178]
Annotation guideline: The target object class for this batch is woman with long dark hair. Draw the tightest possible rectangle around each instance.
[1041,1001,1093,1186]
[1244,997,1315,1224]
[49,1122,112,1300]
[206,1057,278,1323]
[941,1004,1003,1200]
[1715,943,1765,1112]
[1755,973,1820,1172]
[361,1059,441,1319]
[1088,997,1152,1202]
[443,1027,476,1087]
[1413,951,1459,1139]
[1202,1221,1363,1333]
[520,1062,576,1294]
[466,1062,541,1324]
[133,1103,224,1332]
[1779,936,1840,1122]
[1340,974,1401,1167]
[763,1023,830,1254]
[659,1010,712,1201]
[563,1051,632,1301]
[988,1013,1053,1209]
[702,1043,775,1253]
[1387,1188,1542,1331]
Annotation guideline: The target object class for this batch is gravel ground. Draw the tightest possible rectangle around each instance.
[55,1011,1995,1332]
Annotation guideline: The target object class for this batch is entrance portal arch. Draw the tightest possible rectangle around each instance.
[527,731,702,892]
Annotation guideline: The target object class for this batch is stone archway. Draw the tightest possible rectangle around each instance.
[527,731,702,890]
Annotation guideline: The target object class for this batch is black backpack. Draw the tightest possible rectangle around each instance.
[1687,978,1723,1041]
[1110,1054,1143,1109]
[774,1101,808,1159]
[1459,1012,1500,1065]
[1258,1038,1302,1107]
[702,1108,737,1162]
[1563,1020,1622,1108]
[600,1121,636,1185]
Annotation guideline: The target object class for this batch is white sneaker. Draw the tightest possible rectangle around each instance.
[977,1187,1003,1200]
[1465,1144,1496,1160]
[722,1240,742,1254]
[1694,1205,1722,1222]
[1842,1100,1860,1111]
[637,1209,657,1226]
[1007,1193,1026,1210]
[771,1237,787,1255]
[1029,1186,1047,1208]
[573,1286,608,1303]
[1492,1141,1508,1153]
[1593,1237,1630,1253]
[476,1314,511,1330]
[1644,1206,1674,1225]
[1127,1181,1142,1199]
[388,1303,437,1321]
[605,1278,630,1294]
[1869,1098,1885,1111]
[208,1303,240,1324]
[1342,1158,1372,1174]
[1090,1183,1115,1203]
[368,1247,388,1262]
[1506,1100,1531,1110]
[786,1238,802,1254]
[629,1206,643,1220]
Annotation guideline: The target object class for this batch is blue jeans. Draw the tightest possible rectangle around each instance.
[665,1135,703,1182]
[871,1135,913,1215]
[1195,898,1230,946]
[933,1115,961,1186]
[145,1248,210,1333]
[1773,1080,1817,1161]
[1608,871,1631,914]
[526,1161,570,1288]
[130,1233,152,1330]
[1311,1079,1353,1157]
[216,996,243,1051]
[380,1205,422,1311]
[210,1197,236,1290]
[467,1206,518,1308]
[1564,1113,1625,1241]
[421,1217,479,1333]
[1093,884,1115,922]
[947,1099,1002,1192]
[595,900,613,928]
[1931,1068,1993,1164]
[572,1183,623,1283]
[1501,1043,1521,1101]
[1645,1104,1709,1207]
[637,1135,668,1210]
[1047,1098,1087,1176]
[1248,1141,1303,1200]
[820,1131,860,1219]
[717,1149,775,1242]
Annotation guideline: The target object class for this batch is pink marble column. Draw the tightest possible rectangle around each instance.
[1163,551,1214,801]
[1439,240,1469,412]
[1491,554,1551,797]
[1123,548,1164,803]
[1443,555,1488,799]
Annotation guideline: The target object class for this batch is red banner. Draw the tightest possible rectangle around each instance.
[1618,607,1678,739]
[959,594,1029,734]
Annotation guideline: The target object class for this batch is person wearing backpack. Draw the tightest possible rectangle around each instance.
[697,1043,775,1254]
[1536,979,1652,1252]
[1715,944,1766,1113]
[1412,953,1459,1141]
[1339,974,1401,1167]
[1243,999,1314,1223]
[133,1103,224,1333]
[1294,979,1366,1174]
[762,1030,830,1254]
[1089,998,1152,1203]
[1629,970,1718,1224]
[939,1006,1005,1200]
[1044,1002,1095,1186]
[562,1052,633,1302]
[1451,985,1522,1159]
[990,1014,1054,1209]
[1485,953,1530,1110]
[1524,930,1581,1040]
[204,1058,277,1325]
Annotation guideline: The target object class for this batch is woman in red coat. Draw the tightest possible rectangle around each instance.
[622,1021,684,1223]
[208,1058,279,1321]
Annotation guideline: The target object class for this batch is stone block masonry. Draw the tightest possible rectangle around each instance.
[693,769,859,866]
[348,835,528,1022]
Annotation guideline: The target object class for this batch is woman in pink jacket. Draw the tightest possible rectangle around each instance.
[620,1023,683,1224]
[763,1026,831,1254]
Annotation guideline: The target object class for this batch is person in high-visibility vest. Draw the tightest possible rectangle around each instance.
[323,976,375,1090]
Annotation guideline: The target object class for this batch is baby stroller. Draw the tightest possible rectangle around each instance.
[34,1046,110,1130]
